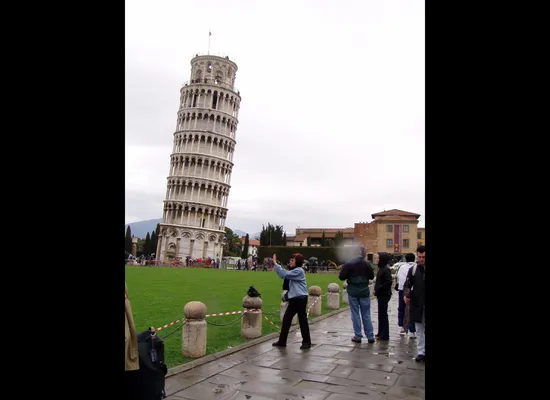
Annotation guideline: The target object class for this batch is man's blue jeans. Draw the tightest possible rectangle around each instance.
[349,296,374,340]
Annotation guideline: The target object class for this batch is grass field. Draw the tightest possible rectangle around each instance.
[126,266,348,368]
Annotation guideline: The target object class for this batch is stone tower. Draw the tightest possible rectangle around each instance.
[156,54,241,261]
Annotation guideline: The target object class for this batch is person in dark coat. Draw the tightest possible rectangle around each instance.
[405,246,425,362]
[339,246,375,343]
[374,252,393,341]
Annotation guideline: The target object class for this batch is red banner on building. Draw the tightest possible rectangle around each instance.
[394,224,401,253]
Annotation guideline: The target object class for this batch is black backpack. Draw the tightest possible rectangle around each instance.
[135,329,168,399]
[247,285,261,298]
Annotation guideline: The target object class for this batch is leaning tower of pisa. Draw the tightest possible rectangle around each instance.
[156,54,241,262]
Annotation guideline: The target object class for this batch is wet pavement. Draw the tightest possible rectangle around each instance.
[164,295,424,400]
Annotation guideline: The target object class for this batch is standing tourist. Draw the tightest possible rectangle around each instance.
[125,283,139,397]
[271,253,312,349]
[405,246,426,361]
[374,252,393,341]
[339,246,375,343]
[397,253,417,337]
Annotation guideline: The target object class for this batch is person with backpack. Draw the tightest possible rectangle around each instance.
[396,253,417,337]
[125,283,139,397]
[374,252,393,341]
[271,253,312,349]
[404,245,425,362]
[338,246,375,343]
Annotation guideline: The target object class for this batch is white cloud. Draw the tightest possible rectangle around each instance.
[125,0,425,233]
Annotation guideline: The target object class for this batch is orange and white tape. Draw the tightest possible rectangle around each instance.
[205,308,261,318]
[156,318,184,332]
[263,315,280,330]
[307,297,320,318]
[155,308,263,331]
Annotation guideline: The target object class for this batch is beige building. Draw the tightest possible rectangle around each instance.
[354,209,421,261]
[286,228,355,247]
[417,227,425,247]
[240,237,260,257]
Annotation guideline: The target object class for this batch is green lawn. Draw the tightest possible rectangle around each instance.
[126,266,348,368]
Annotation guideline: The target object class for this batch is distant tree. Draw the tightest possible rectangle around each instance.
[151,230,157,255]
[321,231,327,246]
[259,223,284,246]
[283,233,287,246]
[144,232,151,254]
[307,236,311,247]
[224,227,242,257]
[241,234,250,259]
[137,238,145,252]
[125,226,132,254]
[334,231,345,247]
[153,223,160,255]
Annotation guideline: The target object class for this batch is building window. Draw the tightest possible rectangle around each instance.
[403,225,409,233]
[417,232,422,239]
[386,239,393,248]
[403,239,409,248]
[386,225,393,233]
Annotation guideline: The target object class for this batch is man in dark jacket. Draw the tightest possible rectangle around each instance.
[374,252,393,341]
[339,246,375,343]
[405,246,425,362]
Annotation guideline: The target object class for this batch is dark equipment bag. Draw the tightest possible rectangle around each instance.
[132,329,168,399]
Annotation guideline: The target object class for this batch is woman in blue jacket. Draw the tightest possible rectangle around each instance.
[271,253,312,349]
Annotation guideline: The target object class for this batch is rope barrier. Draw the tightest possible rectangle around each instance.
[156,318,185,332]
[154,308,272,331]
[306,296,320,318]
[162,321,186,340]
[152,292,339,333]
[205,313,244,326]
[263,315,280,330]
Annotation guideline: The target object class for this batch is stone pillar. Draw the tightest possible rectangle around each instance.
[156,235,163,260]
[131,237,138,257]
[280,291,297,325]
[241,296,262,339]
[164,235,170,258]
[182,301,207,358]
[327,283,340,310]
[307,286,322,317]
[175,238,181,259]
[342,282,349,304]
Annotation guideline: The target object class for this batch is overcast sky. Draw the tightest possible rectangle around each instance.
[125,0,425,235]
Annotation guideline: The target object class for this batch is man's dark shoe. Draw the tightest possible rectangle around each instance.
[367,339,375,344]
[415,354,425,362]
[272,342,286,347]
[300,343,311,350]
[351,337,362,343]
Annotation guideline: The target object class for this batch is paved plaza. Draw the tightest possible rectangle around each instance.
[163,294,424,399]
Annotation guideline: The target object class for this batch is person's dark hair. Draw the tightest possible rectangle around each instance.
[405,253,415,262]
[377,252,391,268]
[290,253,304,267]
[417,245,425,253]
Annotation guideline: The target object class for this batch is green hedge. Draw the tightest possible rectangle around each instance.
[258,246,340,264]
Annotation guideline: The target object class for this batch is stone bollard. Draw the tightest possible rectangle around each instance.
[342,282,349,304]
[280,291,297,325]
[241,296,262,339]
[327,283,340,310]
[307,286,322,316]
[182,301,207,358]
